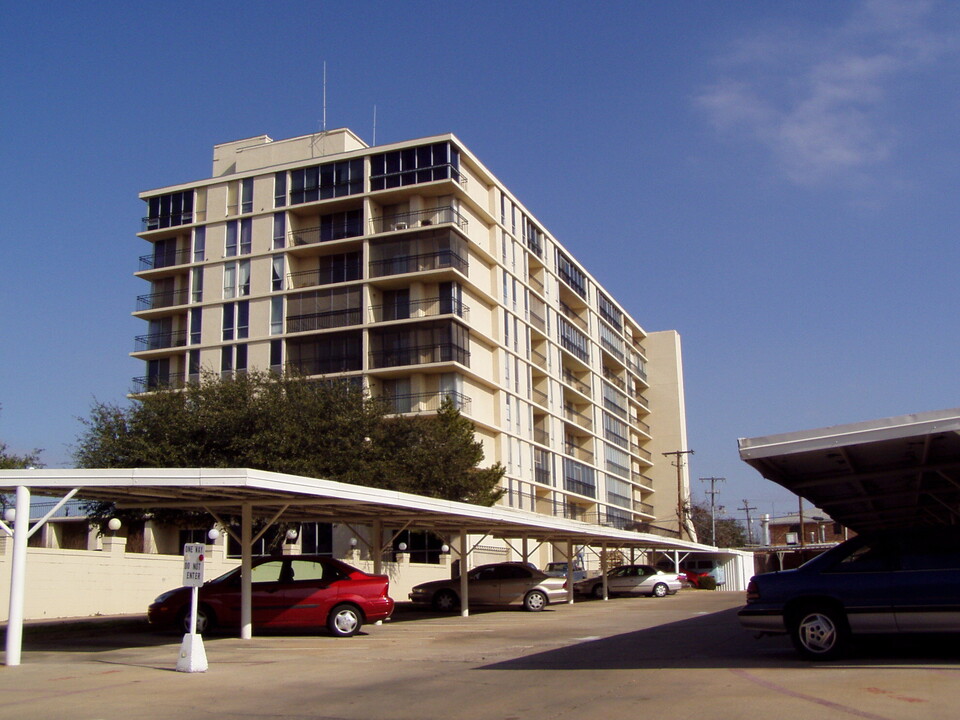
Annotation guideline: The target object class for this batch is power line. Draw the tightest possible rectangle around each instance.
[699,476,725,546]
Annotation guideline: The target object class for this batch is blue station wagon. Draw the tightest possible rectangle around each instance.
[739,526,960,659]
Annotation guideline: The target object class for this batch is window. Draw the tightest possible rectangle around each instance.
[597,290,622,330]
[238,259,251,296]
[220,345,233,373]
[270,339,283,371]
[239,218,252,255]
[274,172,286,208]
[272,255,285,291]
[289,158,363,204]
[558,317,589,362]
[225,221,238,257]
[222,303,234,341]
[188,349,200,382]
[189,308,202,345]
[603,412,629,448]
[237,300,249,339]
[236,343,248,372]
[563,458,596,498]
[370,142,460,190]
[191,267,203,303]
[556,250,587,298]
[223,264,236,299]
[192,226,206,263]
[144,190,193,230]
[273,212,285,249]
[604,443,631,479]
[271,296,283,335]
[241,177,253,214]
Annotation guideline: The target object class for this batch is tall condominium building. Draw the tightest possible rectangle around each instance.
[133,129,691,537]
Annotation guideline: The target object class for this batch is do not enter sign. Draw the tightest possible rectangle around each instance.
[182,543,205,587]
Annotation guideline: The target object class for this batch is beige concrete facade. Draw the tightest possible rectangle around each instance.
[133,128,691,563]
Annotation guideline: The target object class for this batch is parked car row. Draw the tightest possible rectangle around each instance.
[149,558,687,636]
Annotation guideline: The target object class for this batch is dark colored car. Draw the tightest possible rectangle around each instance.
[148,555,394,637]
[739,527,960,659]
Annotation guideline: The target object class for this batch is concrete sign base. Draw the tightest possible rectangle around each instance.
[176,633,208,673]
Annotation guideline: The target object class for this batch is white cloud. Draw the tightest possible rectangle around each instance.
[696,0,955,187]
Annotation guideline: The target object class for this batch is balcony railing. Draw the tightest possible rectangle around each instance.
[559,301,588,332]
[132,372,189,393]
[634,499,655,515]
[142,212,193,231]
[633,472,655,488]
[564,442,594,463]
[287,263,363,289]
[600,336,626,361]
[369,343,470,369]
[630,443,653,461]
[139,248,193,271]
[528,273,545,295]
[369,206,467,234]
[533,427,550,446]
[370,164,466,191]
[369,250,467,278]
[382,391,471,415]
[531,387,548,408]
[134,330,188,352]
[561,370,590,397]
[563,404,592,431]
[286,308,362,334]
[528,307,546,333]
[534,467,552,486]
[369,297,468,323]
[136,288,190,312]
[530,348,548,371]
[603,369,625,390]
[290,220,364,246]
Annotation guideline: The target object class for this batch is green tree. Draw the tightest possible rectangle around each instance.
[690,500,747,548]
[74,372,504,507]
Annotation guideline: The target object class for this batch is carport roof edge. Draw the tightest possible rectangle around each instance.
[0,467,715,552]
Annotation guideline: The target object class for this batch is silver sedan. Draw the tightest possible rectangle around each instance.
[575,564,683,599]
[409,562,567,611]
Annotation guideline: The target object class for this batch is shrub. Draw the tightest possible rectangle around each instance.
[698,576,718,591]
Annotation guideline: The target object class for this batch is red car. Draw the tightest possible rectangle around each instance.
[148,555,394,637]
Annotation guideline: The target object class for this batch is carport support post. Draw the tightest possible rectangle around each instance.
[601,542,608,600]
[459,530,469,617]
[373,520,383,575]
[5,485,29,667]
[240,502,253,640]
[566,539,575,604]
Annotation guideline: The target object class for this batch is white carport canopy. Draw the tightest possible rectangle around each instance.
[739,408,960,533]
[0,467,714,666]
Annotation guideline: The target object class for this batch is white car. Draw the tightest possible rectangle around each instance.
[575,564,683,598]
[409,562,567,611]
[543,562,587,582]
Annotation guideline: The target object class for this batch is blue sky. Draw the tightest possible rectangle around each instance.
[2,0,959,522]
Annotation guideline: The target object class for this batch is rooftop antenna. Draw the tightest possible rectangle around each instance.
[313,61,327,159]
[372,104,377,146]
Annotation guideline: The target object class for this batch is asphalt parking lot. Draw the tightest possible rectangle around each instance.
[2,591,959,720]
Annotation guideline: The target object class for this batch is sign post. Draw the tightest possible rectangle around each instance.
[176,543,208,673]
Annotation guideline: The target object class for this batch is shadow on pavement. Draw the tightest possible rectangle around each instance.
[476,608,960,671]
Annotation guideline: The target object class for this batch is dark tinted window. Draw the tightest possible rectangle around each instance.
[828,537,896,573]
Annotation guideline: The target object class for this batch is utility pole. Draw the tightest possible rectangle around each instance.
[699,477,725,546]
[740,499,757,545]
[663,449,694,539]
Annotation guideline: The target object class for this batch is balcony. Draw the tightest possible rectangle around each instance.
[369,249,468,278]
[132,373,188,393]
[134,330,188,352]
[136,288,190,312]
[533,427,550,446]
[286,308,362,334]
[630,443,653,461]
[382,391,471,416]
[370,206,467,234]
[529,307,546,333]
[138,248,193,271]
[369,343,470,369]
[287,262,363,290]
[563,404,593,431]
[559,301,588,332]
[290,220,363,246]
[564,442,594,463]
[561,370,590,397]
[369,297,469,323]
[531,387,548,408]
[142,212,194,232]
[528,273,545,295]
[633,499,655,516]
[530,348,548,371]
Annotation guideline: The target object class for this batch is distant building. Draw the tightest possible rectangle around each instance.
[754,509,852,572]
